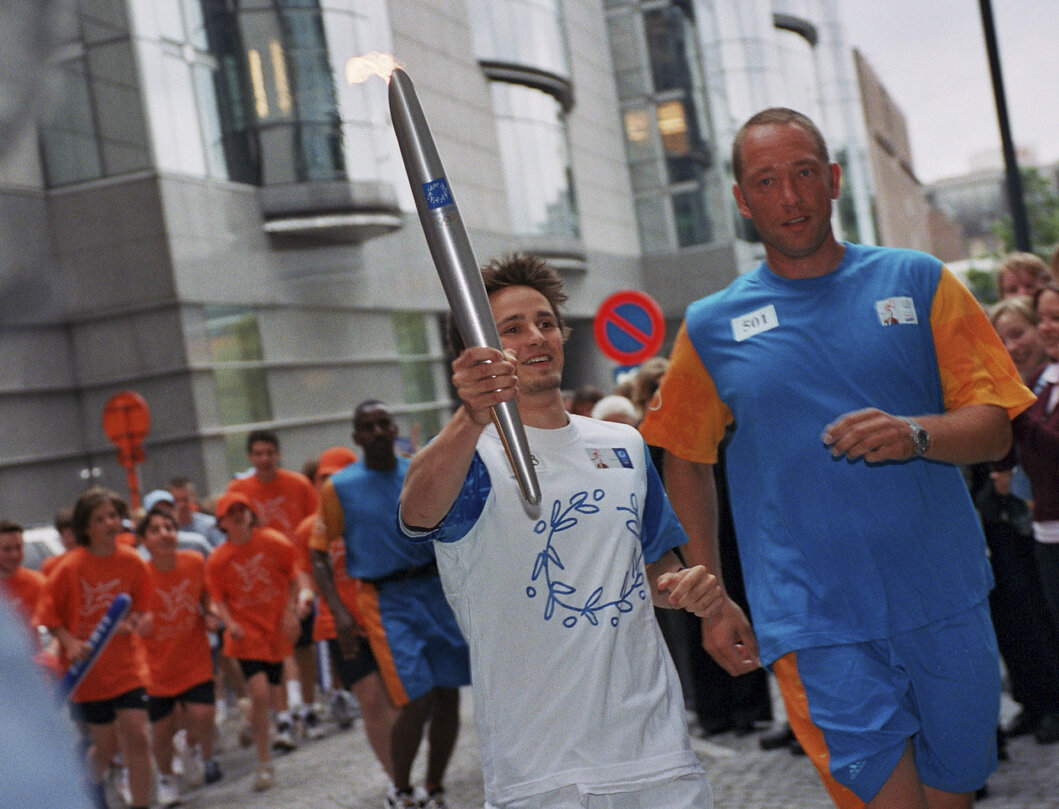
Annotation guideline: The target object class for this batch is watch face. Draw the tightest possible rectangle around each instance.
[913,427,929,453]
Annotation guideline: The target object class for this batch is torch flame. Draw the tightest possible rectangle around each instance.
[345,51,403,85]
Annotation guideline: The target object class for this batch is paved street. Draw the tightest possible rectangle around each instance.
[175,687,1058,809]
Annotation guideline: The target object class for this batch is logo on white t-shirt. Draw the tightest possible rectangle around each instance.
[585,448,634,469]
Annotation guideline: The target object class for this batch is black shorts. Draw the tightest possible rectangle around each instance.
[73,687,149,725]
[148,679,214,722]
[295,606,316,648]
[237,658,284,685]
[328,636,378,689]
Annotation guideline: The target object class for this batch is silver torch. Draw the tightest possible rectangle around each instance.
[387,67,541,506]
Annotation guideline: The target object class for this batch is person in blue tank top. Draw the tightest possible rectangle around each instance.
[641,108,1036,809]
[311,401,470,809]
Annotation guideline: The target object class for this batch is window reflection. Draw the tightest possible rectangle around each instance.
[467,0,569,78]
[491,83,579,237]
[204,305,273,474]
[202,0,344,185]
[393,312,440,439]
[612,2,714,251]
[39,59,103,186]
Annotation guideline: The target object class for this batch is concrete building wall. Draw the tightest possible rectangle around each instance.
[852,49,933,252]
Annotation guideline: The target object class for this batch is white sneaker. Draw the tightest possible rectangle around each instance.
[180,743,205,788]
[330,689,358,729]
[156,773,181,807]
[102,765,125,808]
[117,766,132,806]
[388,788,419,808]
[252,763,275,792]
[302,707,326,740]
[272,720,297,752]
[422,788,449,809]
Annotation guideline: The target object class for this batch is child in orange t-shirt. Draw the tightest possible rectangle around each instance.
[35,488,153,809]
[138,507,222,801]
[0,521,45,635]
[205,491,299,792]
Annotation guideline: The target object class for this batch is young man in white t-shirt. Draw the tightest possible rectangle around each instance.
[400,255,720,809]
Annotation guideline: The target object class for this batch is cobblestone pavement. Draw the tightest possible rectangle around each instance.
[173,688,1057,809]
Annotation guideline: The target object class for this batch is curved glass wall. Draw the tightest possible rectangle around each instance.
[491,82,579,237]
[202,0,344,186]
[466,0,578,239]
[38,8,153,187]
[466,0,569,77]
[775,27,822,124]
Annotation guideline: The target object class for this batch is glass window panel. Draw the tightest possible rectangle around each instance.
[153,0,186,41]
[643,7,692,94]
[775,29,820,121]
[393,312,437,407]
[204,306,273,432]
[656,99,688,155]
[672,188,712,247]
[635,196,671,253]
[39,60,103,186]
[193,63,228,178]
[467,0,569,78]
[156,51,209,175]
[257,124,298,184]
[184,0,209,50]
[491,82,578,237]
[202,1,343,185]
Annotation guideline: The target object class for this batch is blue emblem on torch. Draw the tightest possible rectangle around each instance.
[423,178,453,210]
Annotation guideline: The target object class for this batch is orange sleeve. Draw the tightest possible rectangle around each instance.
[35,556,72,631]
[204,545,229,606]
[293,515,315,575]
[3,568,45,626]
[930,267,1036,417]
[309,481,345,553]
[639,322,732,464]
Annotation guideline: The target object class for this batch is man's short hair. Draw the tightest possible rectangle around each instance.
[352,399,386,428]
[167,476,194,492]
[445,254,569,355]
[0,520,23,535]
[246,429,279,454]
[731,107,830,184]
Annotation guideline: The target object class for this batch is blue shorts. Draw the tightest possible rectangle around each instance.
[774,601,1000,805]
[357,574,470,706]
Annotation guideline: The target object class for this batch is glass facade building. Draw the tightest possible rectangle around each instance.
[1,0,878,524]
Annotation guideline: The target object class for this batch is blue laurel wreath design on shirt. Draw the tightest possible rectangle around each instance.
[525,489,647,628]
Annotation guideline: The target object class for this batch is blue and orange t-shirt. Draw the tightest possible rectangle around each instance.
[641,243,1035,664]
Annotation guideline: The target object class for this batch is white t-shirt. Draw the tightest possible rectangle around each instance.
[403,416,707,807]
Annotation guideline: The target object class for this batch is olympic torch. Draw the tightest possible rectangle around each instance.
[386,67,541,506]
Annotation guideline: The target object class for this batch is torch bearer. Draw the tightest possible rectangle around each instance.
[387,67,541,506]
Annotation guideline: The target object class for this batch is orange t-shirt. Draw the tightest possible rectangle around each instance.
[35,545,151,703]
[225,469,319,540]
[205,528,296,663]
[143,551,214,697]
[2,566,45,627]
[40,550,70,578]
[294,513,360,642]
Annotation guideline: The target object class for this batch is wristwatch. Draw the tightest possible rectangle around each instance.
[901,417,930,456]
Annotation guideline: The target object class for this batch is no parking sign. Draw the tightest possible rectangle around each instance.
[593,290,666,366]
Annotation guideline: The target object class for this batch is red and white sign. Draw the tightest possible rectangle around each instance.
[593,290,666,366]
